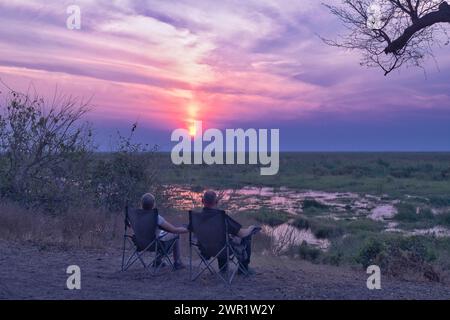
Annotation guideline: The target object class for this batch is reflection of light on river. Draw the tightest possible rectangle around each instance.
[165,185,398,220]
[164,185,450,243]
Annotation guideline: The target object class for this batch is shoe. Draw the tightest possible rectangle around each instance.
[173,261,186,270]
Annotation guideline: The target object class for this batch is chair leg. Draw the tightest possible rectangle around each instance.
[121,236,127,271]
[189,243,193,281]
[153,239,177,272]
[122,236,143,272]
[190,247,232,286]
[162,241,176,270]
[230,247,250,277]
[191,253,214,281]
[122,254,131,271]
[147,241,174,276]
[123,240,164,275]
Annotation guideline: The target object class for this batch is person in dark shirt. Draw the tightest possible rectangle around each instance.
[201,190,259,274]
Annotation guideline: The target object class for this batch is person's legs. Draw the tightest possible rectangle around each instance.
[240,235,252,270]
[217,256,228,273]
[159,233,183,265]
[230,235,253,274]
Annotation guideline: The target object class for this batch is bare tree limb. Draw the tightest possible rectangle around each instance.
[323,0,450,74]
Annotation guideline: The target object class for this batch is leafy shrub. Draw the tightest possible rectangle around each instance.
[428,196,450,207]
[0,88,93,211]
[0,87,161,213]
[302,198,328,210]
[244,209,290,227]
[91,129,160,211]
[291,217,344,239]
[311,220,344,239]
[395,202,434,222]
[302,206,324,216]
[321,251,343,266]
[345,219,384,233]
[292,217,310,230]
[296,242,321,262]
[436,211,450,227]
[357,238,386,269]
[357,236,440,282]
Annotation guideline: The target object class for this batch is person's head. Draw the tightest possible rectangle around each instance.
[141,193,156,210]
[202,190,218,208]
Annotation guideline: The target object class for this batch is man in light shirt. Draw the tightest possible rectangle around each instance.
[140,193,188,270]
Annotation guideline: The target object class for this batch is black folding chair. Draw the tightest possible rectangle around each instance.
[121,206,177,275]
[189,210,249,285]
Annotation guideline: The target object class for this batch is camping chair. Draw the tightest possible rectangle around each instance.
[189,210,249,285]
[121,206,177,275]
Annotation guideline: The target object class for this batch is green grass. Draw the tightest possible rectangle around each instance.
[124,152,450,278]
[156,152,450,198]
[292,216,384,239]
[395,202,434,222]
[392,201,450,230]
[344,219,385,233]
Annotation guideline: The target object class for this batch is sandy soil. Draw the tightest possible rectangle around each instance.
[1,240,450,300]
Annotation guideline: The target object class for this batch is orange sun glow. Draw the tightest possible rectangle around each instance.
[188,122,197,136]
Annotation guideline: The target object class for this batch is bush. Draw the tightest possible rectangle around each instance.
[302,206,324,216]
[291,217,344,239]
[395,202,434,222]
[292,217,344,239]
[436,211,450,227]
[429,196,450,207]
[0,87,161,213]
[0,89,93,211]
[311,220,344,239]
[356,238,386,269]
[345,219,385,233]
[244,209,290,227]
[357,236,440,282]
[292,217,310,230]
[91,130,160,212]
[322,252,343,266]
[302,198,328,210]
[296,242,321,262]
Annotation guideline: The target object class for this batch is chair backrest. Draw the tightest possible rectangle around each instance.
[189,209,228,258]
[127,208,158,251]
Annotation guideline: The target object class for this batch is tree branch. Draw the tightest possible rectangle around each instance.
[385,2,450,54]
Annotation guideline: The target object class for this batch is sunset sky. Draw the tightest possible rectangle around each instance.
[0,0,449,151]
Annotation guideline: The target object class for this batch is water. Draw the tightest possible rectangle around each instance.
[166,185,396,218]
[369,205,398,221]
[165,185,450,251]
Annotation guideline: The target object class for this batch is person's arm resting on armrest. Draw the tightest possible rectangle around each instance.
[237,225,259,238]
[159,220,189,234]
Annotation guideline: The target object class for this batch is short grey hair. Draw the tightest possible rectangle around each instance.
[203,190,217,206]
[141,193,155,210]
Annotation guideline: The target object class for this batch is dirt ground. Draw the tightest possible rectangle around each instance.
[1,239,450,300]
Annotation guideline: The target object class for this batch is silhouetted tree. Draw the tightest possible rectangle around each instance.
[0,83,93,210]
[324,0,450,75]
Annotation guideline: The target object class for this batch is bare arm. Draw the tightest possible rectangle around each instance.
[160,220,188,234]
[237,225,257,238]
